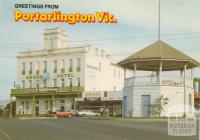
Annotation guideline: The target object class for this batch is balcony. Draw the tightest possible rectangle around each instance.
[11,86,84,96]
[124,76,193,88]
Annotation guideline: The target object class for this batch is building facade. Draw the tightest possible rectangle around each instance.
[11,28,130,117]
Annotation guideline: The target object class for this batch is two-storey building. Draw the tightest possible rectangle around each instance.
[10,27,130,117]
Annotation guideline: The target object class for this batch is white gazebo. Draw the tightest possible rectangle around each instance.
[118,40,200,117]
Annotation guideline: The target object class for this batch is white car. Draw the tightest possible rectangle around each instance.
[78,110,101,117]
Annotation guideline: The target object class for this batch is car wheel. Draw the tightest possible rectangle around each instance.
[68,114,72,118]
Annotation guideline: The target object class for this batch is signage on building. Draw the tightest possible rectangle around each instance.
[86,65,98,71]
[57,73,73,78]
[193,94,200,99]
[84,92,101,97]
[26,75,43,80]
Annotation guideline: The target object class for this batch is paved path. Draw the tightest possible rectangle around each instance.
[0,118,197,140]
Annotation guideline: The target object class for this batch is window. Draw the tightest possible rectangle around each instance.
[114,86,116,91]
[53,79,57,87]
[22,81,25,89]
[61,79,65,87]
[77,58,81,72]
[69,59,73,72]
[28,80,32,88]
[99,62,102,71]
[43,80,47,88]
[36,101,39,106]
[69,78,72,87]
[25,101,29,110]
[44,61,47,73]
[60,99,65,112]
[22,62,25,75]
[189,94,192,105]
[77,78,80,87]
[36,61,40,75]
[118,71,120,79]
[104,91,107,97]
[29,62,33,75]
[114,69,116,78]
[50,38,53,48]
[21,101,25,110]
[53,60,57,73]
[60,99,65,104]
[61,59,65,73]
[36,80,39,88]
[45,101,48,110]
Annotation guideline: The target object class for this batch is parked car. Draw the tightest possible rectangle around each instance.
[78,110,101,117]
[56,111,73,118]
[46,110,57,117]
[70,110,79,117]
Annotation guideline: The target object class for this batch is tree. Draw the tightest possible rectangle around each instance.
[148,95,168,117]
[5,101,16,117]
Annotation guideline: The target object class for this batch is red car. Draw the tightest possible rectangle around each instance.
[56,111,73,118]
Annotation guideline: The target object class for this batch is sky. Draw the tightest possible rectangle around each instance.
[0,0,200,100]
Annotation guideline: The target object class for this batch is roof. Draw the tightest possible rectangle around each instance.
[117,40,200,71]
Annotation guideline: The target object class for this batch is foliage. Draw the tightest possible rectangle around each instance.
[148,95,168,117]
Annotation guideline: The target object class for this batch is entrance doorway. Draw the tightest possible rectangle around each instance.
[35,101,39,116]
[141,95,150,117]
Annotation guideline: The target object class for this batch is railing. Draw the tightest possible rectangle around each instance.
[124,76,193,88]
[11,86,84,95]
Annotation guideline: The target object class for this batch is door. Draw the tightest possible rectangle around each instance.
[141,95,150,117]
[35,101,39,116]
[123,96,128,117]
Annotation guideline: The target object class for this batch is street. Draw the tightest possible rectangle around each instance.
[0,118,197,140]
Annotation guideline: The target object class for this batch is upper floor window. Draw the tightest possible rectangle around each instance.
[36,61,40,75]
[53,60,57,73]
[22,62,25,71]
[99,62,102,71]
[77,58,81,72]
[29,62,33,75]
[22,62,26,75]
[43,80,47,88]
[53,79,57,87]
[36,61,40,70]
[28,80,32,88]
[61,59,65,73]
[77,78,80,87]
[36,80,39,88]
[22,81,25,89]
[44,61,47,73]
[61,79,65,87]
[114,69,116,78]
[69,59,73,72]
[118,71,120,79]
[114,86,116,91]
[50,38,53,48]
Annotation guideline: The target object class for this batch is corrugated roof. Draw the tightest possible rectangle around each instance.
[118,40,200,71]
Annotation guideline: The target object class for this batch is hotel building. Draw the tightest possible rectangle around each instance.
[10,28,131,117]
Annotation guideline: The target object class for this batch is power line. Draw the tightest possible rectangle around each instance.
[0,31,200,48]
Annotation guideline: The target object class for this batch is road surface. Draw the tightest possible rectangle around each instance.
[0,118,197,140]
